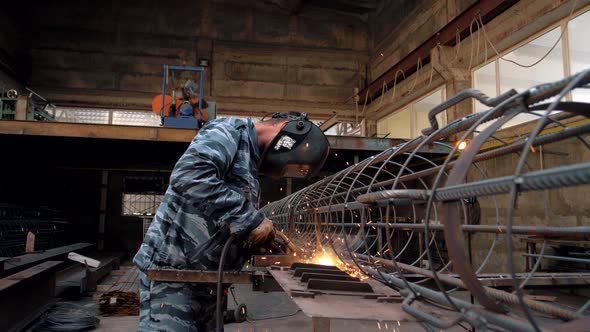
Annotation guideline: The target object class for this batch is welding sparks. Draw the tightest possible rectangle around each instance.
[309,246,368,280]
[314,254,337,266]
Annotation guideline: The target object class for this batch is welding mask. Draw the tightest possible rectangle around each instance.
[258,112,330,179]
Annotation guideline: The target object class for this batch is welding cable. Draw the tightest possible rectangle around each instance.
[246,309,302,321]
[216,234,236,332]
[228,283,302,321]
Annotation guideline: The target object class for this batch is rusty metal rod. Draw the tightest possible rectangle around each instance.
[356,162,590,204]
[305,223,590,237]
[354,254,579,321]
[361,265,538,332]
[331,121,590,202]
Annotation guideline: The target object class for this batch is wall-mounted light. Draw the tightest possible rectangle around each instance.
[199,58,210,67]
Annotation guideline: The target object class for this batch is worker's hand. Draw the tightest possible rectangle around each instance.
[248,218,274,244]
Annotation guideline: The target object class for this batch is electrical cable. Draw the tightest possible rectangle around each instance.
[216,234,236,332]
[227,271,302,322]
[245,309,302,322]
[477,0,579,69]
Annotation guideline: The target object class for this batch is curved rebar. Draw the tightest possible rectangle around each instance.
[261,72,590,331]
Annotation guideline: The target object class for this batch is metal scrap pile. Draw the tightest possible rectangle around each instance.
[98,266,140,316]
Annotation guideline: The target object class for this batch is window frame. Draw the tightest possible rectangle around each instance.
[376,85,447,139]
[470,4,590,130]
[121,192,164,217]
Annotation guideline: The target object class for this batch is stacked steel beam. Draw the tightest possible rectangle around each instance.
[261,70,590,331]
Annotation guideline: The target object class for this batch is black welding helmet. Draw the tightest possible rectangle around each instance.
[258,112,330,179]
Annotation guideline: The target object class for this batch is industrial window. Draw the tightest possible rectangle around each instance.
[568,10,590,102]
[55,107,161,127]
[122,193,164,216]
[377,87,446,139]
[472,6,590,129]
[323,122,362,136]
[121,175,168,216]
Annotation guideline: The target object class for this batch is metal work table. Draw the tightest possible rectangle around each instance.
[147,259,416,332]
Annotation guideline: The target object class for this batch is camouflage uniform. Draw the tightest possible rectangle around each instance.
[134,117,264,331]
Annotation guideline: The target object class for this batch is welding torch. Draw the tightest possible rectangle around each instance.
[275,229,302,254]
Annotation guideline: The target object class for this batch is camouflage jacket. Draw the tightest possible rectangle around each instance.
[133,117,264,272]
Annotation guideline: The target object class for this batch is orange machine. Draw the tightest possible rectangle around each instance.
[151,94,209,123]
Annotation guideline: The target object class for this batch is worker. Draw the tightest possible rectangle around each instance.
[151,79,209,127]
[133,112,329,331]
[178,80,209,125]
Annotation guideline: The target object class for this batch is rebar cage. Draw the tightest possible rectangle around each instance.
[261,70,590,331]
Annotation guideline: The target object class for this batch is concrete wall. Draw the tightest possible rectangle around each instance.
[470,135,590,273]
[0,3,29,88]
[25,0,368,120]
[368,0,476,81]
[365,0,590,274]
[367,0,590,123]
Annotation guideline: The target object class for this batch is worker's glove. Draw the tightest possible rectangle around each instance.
[248,218,274,244]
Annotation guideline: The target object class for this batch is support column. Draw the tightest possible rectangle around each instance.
[286,178,292,196]
[365,118,377,137]
[98,170,108,251]
[15,95,27,120]
[431,46,472,140]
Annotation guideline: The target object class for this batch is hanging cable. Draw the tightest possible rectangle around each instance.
[478,0,579,69]
[216,234,236,332]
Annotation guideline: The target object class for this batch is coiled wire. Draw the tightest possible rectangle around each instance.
[33,302,99,332]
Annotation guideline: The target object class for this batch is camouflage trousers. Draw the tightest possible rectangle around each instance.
[138,270,225,332]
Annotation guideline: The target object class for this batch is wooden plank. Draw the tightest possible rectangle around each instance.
[68,252,101,268]
[25,232,35,253]
[0,120,410,152]
[0,120,195,143]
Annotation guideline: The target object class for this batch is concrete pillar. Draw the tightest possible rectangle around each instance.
[286,178,292,196]
[98,170,108,251]
[365,118,377,137]
[431,46,472,141]
[15,95,27,120]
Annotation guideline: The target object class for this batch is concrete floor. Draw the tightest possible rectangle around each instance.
[48,262,465,332]
[94,313,435,332]
[92,283,435,332]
